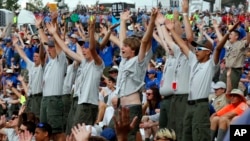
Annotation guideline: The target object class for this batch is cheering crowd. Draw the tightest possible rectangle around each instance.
[0,0,250,141]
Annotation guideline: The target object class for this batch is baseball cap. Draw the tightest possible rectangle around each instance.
[44,39,55,47]
[83,42,90,48]
[191,39,213,51]
[77,38,85,46]
[100,128,116,141]
[6,69,13,73]
[146,81,158,90]
[108,67,118,73]
[148,69,156,74]
[24,40,30,45]
[70,34,78,39]
[32,35,39,40]
[212,81,226,89]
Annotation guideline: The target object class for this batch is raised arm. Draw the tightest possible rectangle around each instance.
[182,0,194,42]
[138,8,157,62]
[99,23,120,49]
[213,22,240,64]
[109,34,121,48]
[12,36,29,63]
[46,23,83,62]
[17,75,28,97]
[39,42,45,66]
[36,16,49,52]
[157,13,176,50]
[212,19,223,41]
[196,22,205,42]
[88,16,103,66]
[203,31,214,45]
[166,20,190,57]
[244,20,250,45]
[75,23,86,41]
[153,31,164,48]
[173,9,183,36]
[119,11,131,48]
[51,12,63,55]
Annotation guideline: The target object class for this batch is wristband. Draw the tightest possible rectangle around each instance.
[183,13,188,16]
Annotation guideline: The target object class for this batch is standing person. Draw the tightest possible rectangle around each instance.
[154,7,191,141]
[61,57,77,132]
[36,14,67,140]
[220,21,250,89]
[12,36,44,118]
[113,8,157,140]
[166,14,239,141]
[46,16,104,135]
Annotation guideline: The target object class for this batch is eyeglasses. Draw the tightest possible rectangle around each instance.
[194,47,211,51]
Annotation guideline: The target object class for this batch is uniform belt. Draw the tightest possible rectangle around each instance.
[163,95,173,100]
[187,98,208,105]
[30,93,42,97]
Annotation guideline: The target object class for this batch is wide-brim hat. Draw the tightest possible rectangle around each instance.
[226,89,246,102]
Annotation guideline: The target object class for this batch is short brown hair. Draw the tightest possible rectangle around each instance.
[123,37,141,56]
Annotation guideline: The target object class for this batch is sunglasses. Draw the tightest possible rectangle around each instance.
[230,94,240,98]
[146,92,153,96]
[194,47,211,51]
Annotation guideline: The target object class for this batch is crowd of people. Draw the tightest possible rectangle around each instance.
[0,0,250,141]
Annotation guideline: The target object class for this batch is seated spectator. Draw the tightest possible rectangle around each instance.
[144,128,176,141]
[210,89,248,141]
[35,123,52,141]
[140,86,161,138]
[0,113,19,140]
[209,81,229,111]
[108,66,118,80]
[96,77,116,124]
[145,69,159,89]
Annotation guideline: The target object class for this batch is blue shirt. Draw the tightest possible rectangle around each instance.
[238,26,246,40]
[213,42,225,61]
[6,75,18,87]
[4,47,14,68]
[98,46,114,67]
[44,16,51,23]
[68,43,77,52]
[20,47,33,69]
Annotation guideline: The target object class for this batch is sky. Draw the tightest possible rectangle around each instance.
[18,0,159,11]
[17,0,210,12]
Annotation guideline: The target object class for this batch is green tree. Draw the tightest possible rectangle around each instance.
[29,0,44,9]
[4,0,19,11]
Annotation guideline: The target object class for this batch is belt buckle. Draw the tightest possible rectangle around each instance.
[188,101,195,105]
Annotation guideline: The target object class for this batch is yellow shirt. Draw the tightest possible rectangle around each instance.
[19,95,26,105]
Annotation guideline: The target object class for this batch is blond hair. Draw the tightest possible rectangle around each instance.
[155,128,176,141]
